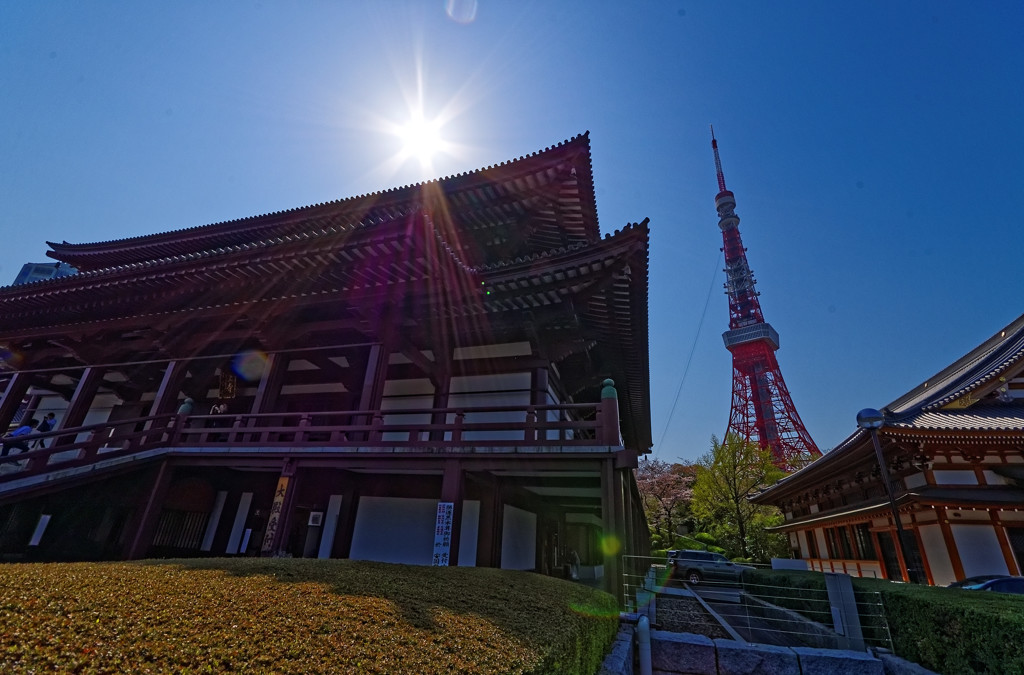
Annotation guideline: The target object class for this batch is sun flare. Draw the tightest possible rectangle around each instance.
[399,113,445,169]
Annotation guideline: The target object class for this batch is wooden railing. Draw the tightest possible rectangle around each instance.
[0,401,620,485]
[805,557,883,578]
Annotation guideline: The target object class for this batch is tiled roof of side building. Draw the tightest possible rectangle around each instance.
[886,311,1024,418]
[890,404,1024,431]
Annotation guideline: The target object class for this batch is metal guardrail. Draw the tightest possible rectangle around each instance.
[620,555,893,651]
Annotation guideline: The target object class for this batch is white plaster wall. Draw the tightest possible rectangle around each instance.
[918,524,956,586]
[458,500,480,567]
[798,531,810,558]
[857,561,883,579]
[814,529,827,558]
[380,396,434,441]
[501,505,537,570]
[982,470,1009,485]
[951,524,1009,577]
[904,472,927,489]
[34,394,68,418]
[932,470,978,485]
[350,497,480,567]
[421,373,536,441]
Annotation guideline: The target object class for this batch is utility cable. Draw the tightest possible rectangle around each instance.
[655,250,722,455]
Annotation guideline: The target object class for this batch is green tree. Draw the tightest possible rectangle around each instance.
[690,434,788,562]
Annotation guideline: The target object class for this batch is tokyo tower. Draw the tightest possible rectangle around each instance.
[711,129,821,470]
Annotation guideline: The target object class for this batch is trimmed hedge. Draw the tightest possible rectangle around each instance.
[742,569,1024,675]
[0,558,619,674]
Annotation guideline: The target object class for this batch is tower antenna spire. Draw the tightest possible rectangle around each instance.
[710,125,727,194]
[711,130,821,470]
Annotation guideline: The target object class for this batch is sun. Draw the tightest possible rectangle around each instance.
[399,113,444,169]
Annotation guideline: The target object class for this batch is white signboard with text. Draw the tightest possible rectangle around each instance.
[432,501,454,566]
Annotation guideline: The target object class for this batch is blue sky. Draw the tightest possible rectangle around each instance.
[2,2,1022,463]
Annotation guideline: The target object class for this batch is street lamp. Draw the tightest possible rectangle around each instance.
[856,408,919,583]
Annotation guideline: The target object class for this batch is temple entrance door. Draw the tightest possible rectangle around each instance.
[877,532,902,581]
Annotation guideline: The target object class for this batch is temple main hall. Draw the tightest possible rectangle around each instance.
[0,133,651,598]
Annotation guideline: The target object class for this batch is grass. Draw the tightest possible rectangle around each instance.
[0,558,620,674]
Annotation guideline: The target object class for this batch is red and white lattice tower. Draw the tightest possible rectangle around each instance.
[711,129,821,470]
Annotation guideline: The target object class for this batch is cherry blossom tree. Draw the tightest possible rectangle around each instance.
[636,458,696,548]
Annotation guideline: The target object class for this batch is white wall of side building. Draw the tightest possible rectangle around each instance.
[918,524,956,586]
[501,505,537,570]
[951,523,1009,577]
[349,497,480,567]
[798,531,810,557]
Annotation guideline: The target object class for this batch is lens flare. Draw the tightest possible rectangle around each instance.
[232,350,268,382]
[600,535,621,556]
[445,0,478,24]
[0,347,23,368]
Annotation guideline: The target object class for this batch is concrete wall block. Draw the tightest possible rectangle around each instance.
[714,639,800,675]
[870,649,940,675]
[598,626,635,675]
[792,646,883,675]
[651,631,716,675]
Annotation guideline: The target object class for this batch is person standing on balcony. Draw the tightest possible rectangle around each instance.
[209,400,229,441]
[176,398,194,416]
[2,418,38,456]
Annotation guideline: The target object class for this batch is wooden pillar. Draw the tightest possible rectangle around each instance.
[0,372,33,430]
[891,524,910,583]
[440,460,464,565]
[429,368,451,442]
[476,480,503,568]
[355,343,389,442]
[148,360,189,417]
[21,394,41,421]
[332,481,361,559]
[938,510,968,580]
[262,461,299,556]
[250,353,287,415]
[124,461,174,559]
[601,458,624,605]
[993,512,1021,576]
[358,344,389,412]
[911,525,934,585]
[55,367,105,444]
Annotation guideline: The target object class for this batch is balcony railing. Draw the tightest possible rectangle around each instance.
[0,401,621,485]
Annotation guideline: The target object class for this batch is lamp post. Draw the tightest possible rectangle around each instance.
[856,408,919,583]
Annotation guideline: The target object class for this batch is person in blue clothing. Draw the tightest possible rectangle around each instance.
[33,412,56,448]
[2,418,38,456]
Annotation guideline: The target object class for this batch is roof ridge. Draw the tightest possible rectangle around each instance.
[47,133,593,253]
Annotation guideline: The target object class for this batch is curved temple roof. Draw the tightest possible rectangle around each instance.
[46,133,599,272]
[753,310,1024,501]
[2,133,653,451]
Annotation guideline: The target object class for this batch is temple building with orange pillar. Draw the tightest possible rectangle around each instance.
[752,313,1024,585]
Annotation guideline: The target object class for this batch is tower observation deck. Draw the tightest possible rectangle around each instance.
[712,130,821,470]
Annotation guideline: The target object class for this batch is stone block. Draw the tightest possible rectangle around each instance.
[598,626,635,675]
[792,646,884,675]
[714,639,799,675]
[870,649,939,675]
[651,630,716,675]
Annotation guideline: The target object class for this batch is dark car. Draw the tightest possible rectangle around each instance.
[947,574,1012,589]
[961,576,1024,595]
[667,549,754,584]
